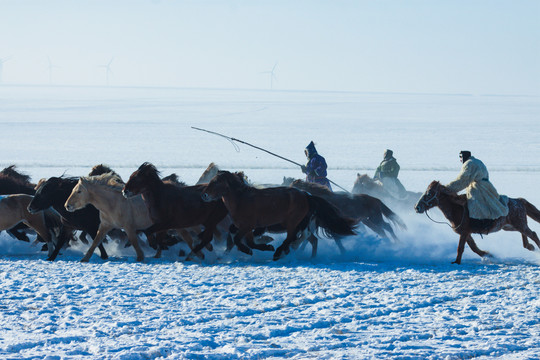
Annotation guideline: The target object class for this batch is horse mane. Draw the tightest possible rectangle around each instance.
[219,170,251,192]
[0,165,32,184]
[432,181,467,205]
[89,164,120,177]
[81,172,125,190]
[162,173,187,186]
[291,179,332,195]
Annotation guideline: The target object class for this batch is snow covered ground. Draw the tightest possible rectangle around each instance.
[0,86,539,359]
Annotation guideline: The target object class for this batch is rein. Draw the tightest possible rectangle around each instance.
[420,186,466,230]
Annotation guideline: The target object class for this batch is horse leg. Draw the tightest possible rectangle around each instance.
[233,229,253,255]
[308,233,318,258]
[245,231,274,252]
[466,235,489,257]
[45,225,73,261]
[81,225,113,262]
[521,233,535,251]
[452,233,469,265]
[273,229,298,261]
[522,227,540,250]
[334,236,346,255]
[124,228,145,262]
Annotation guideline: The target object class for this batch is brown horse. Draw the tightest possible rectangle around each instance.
[415,180,540,264]
[201,170,356,260]
[353,173,422,210]
[290,179,406,241]
[65,173,151,262]
[0,194,62,258]
[123,163,228,259]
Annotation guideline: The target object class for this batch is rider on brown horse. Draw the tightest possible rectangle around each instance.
[446,151,509,233]
[374,149,407,198]
[301,141,332,191]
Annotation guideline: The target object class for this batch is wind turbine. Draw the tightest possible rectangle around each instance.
[260,62,278,89]
[47,56,60,85]
[99,57,114,86]
[0,56,12,84]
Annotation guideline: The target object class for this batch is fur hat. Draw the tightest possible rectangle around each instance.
[305,141,317,158]
[384,149,393,159]
[460,150,471,162]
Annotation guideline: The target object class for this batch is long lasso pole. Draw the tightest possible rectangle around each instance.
[191,126,350,193]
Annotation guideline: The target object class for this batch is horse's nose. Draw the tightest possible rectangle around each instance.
[27,205,37,214]
[201,193,210,202]
[122,189,132,198]
[65,204,74,212]
[414,203,422,213]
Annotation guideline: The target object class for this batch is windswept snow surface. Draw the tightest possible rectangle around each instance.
[0,86,539,359]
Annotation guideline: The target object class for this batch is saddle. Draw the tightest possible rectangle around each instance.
[469,218,495,235]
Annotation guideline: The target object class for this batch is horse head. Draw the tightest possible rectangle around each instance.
[201,170,240,202]
[123,162,160,198]
[28,177,65,214]
[414,181,442,213]
[65,178,90,212]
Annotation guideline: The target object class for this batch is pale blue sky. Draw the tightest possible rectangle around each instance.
[0,0,538,95]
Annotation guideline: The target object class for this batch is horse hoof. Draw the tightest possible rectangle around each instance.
[80,258,90,263]
[178,249,186,257]
[205,243,213,251]
[527,245,535,251]
[46,257,54,262]
[451,260,461,265]
[266,245,275,252]
[136,257,144,262]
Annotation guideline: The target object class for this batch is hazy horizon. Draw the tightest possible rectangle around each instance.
[1,0,539,96]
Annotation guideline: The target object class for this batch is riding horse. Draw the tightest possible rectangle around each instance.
[28,176,109,261]
[123,163,228,259]
[201,170,356,260]
[64,173,154,262]
[289,179,406,241]
[353,173,422,210]
[415,180,540,264]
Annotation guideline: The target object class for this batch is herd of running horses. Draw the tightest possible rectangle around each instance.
[1,162,539,264]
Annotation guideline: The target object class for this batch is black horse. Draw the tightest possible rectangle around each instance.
[27,177,109,261]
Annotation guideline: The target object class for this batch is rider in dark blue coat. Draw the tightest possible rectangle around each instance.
[301,141,332,191]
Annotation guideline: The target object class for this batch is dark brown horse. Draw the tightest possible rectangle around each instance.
[290,179,406,241]
[415,181,540,264]
[122,162,228,258]
[201,170,356,260]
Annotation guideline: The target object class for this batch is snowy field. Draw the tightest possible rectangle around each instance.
[0,86,540,359]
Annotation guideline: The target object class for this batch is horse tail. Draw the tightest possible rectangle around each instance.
[42,208,63,237]
[307,194,356,237]
[379,200,407,231]
[523,199,540,224]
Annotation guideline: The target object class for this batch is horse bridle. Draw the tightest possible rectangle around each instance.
[420,184,466,230]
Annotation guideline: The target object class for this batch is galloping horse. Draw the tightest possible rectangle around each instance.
[28,176,109,261]
[415,181,540,264]
[201,170,356,260]
[353,173,421,210]
[0,194,62,258]
[123,163,228,259]
[0,165,43,243]
[290,179,406,241]
[65,173,151,262]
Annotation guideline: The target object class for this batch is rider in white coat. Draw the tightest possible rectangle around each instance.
[446,151,508,231]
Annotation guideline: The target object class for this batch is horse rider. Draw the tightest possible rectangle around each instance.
[301,141,332,191]
[446,150,509,233]
[374,149,406,198]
